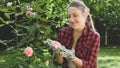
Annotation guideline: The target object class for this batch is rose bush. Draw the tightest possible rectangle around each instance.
[0,0,71,68]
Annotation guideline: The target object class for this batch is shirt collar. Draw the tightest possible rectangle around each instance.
[83,25,88,36]
[69,27,73,35]
[69,25,88,36]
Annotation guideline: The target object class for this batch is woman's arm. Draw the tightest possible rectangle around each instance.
[72,57,83,68]
[56,28,64,64]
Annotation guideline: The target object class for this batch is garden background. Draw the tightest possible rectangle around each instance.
[0,0,120,68]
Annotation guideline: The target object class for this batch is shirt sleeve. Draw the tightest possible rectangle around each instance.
[57,28,68,68]
[57,28,66,45]
[82,34,100,68]
[58,29,62,44]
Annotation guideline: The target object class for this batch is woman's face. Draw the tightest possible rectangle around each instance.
[67,7,87,30]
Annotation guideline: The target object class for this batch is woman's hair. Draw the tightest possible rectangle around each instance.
[67,0,96,32]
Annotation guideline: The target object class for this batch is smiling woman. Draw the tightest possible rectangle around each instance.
[55,0,100,68]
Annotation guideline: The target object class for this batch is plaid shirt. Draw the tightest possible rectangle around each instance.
[58,26,100,68]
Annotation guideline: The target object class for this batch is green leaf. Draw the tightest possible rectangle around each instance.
[18,65,23,68]
[4,13,10,19]
[0,8,8,12]
[0,24,5,27]
[0,17,4,22]
[0,40,7,46]
[15,12,24,17]
[3,21,14,25]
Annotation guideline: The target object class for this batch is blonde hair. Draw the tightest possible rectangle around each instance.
[67,0,96,32]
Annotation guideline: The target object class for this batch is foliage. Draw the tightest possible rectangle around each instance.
[0,0,71,67]
[0,47,55,68]
[84,0,120,45]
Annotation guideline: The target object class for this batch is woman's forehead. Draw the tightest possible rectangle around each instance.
[67,7,82,14]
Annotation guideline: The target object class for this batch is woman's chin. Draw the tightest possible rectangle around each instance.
[72,26,78,30]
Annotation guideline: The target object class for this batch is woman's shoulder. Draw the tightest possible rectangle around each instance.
[89,29,100,38]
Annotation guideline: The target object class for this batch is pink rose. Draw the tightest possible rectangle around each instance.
[25,10,32,15]
[44,60,49,66]
[24,47,33,57]
[51,41,61,49]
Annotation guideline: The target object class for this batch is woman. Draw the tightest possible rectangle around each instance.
[56,0,100,68]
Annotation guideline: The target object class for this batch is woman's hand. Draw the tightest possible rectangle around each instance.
[55,53,63,64]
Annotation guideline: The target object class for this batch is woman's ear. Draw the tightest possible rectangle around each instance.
[83,9,89,18]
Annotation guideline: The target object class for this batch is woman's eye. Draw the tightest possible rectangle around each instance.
[74,15,78,17]
[67,15,78,19]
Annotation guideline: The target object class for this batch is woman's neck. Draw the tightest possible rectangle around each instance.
[73,29,83,40]
[73,27,84,35]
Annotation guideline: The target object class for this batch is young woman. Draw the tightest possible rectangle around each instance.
[56,0,100,68]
